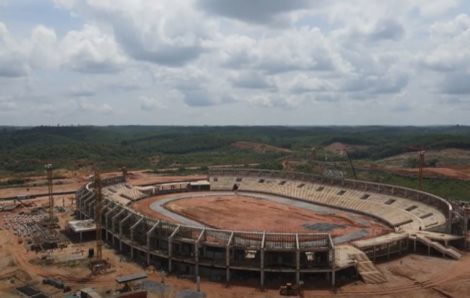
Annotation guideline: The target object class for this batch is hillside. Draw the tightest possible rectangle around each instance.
[2,125,470,201]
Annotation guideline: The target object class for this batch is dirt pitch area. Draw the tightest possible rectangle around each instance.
[163,195,390,238]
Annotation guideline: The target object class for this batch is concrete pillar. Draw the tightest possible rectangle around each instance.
[296,250,300,285]
[167,225,180,274]
[387,243,391,259]
[226,232,233,284]
[260,248,265,289]
[146,221,160,266]
[226,247,230,283]
[104,207,116,242]
[146,233,151,265]
[194,243,199,279]
[373,245,376,261]
[331,247,336,287]
[168,238,173,273]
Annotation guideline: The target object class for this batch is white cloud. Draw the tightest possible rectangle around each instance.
[0,22,29,77]
[60,24,126,73]
[77,100,113,114]
[1,0,470,125]
[140,95,168,111]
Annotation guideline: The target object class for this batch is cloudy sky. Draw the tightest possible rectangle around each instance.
[0,0,469,125]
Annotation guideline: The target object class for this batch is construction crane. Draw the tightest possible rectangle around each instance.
[94,168,103,261]
[89,167,111,274]
[45,164,54,230]
[344,150,358,179]
[121,167,128,182]
[406,145,427,191]
[418,150,426,191]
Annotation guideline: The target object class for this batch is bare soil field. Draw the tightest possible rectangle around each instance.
[0,172,206,199]
[380,148,470,167]
[324,142,369,155]
[163,195,390,237]
[390,166,470,180]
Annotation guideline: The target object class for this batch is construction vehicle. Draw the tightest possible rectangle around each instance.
[42,277,71,292]
[279,283,299,296]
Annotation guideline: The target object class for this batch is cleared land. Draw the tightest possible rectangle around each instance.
[149,194,390,238]
[1,173,470,297]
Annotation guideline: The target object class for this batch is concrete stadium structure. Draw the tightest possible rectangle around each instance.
[75,169,463,288]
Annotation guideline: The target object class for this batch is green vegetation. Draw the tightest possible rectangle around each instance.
[361,171,470,202]
[1,125,470,200]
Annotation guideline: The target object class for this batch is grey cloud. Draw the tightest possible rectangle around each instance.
[440,72,470,94]
[90,4,208,67]
[341,73,408,94]
[115,23,204,66]
[197,0,315,25]
[314,94,338,102]
[368,19,405,41]
[176,79,234,107]
[391,103,412,112]
[67,87,96,97]
[342,19,405,44]
[0,98,17,111]
[180,88,234,107]
[0,58,28,77]
[230,72,272,89]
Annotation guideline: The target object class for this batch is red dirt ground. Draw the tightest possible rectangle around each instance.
[0,171,207,199]
[151,195,390,238]
[391,166,470,180]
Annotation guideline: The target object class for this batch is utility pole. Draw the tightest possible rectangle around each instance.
[94,168,103,261]
[45,164,54,230]
[418,150,426,191]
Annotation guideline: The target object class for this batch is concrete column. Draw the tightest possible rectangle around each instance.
[332,254,336,287]
[168,225,180,273]
[387,243,391,259]
[168,238,173,273]
[295,233,300,285]
[373,245,376,261]
[146,221,160,266]
[260,232,266,290]
[111,209,124,246]
[226,247,230,283]
[295,250,300,285]
[260,248,265,289]
[194,229,204,280]
[194,243,199,279]
[226,232,233,284]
